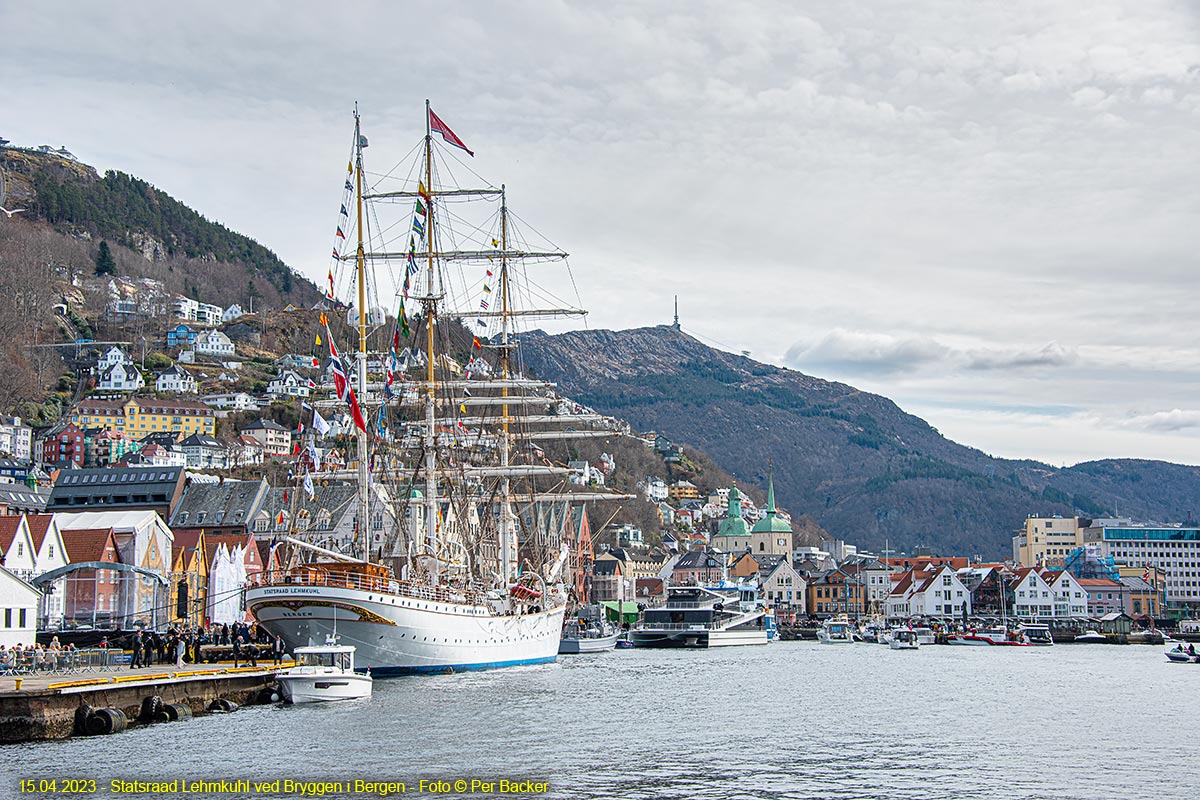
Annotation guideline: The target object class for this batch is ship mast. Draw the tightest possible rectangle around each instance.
[353,105,370,560]
[422,99,440,584]
[498,186,515,586]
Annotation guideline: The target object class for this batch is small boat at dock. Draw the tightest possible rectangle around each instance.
[890,629,920,650]
[1019,624,1054,646]
[816,616,855,644]
[275,638,373,704]
[559,606,620,654]
[1074,630,1108,644]
[948,626,1031,646]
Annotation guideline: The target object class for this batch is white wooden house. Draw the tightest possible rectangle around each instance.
[155,364,197,394]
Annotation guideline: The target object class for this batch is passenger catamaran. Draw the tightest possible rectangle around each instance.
[246,102,607,674]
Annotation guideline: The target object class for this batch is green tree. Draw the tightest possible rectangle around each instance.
[94,241,116,276]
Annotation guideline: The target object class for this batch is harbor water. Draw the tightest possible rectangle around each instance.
[6,642,1199,799]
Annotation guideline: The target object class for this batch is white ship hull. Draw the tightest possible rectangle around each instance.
[247,583,565,675]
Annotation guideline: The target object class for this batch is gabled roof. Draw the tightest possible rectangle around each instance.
[171,527,204,564]
[24,514,56,550]
[635,577,664,597]
[60,527,119,562]
[760,556,796,581]
[179,432,222,449]
[0,516,29,556]
[672,549,721,570]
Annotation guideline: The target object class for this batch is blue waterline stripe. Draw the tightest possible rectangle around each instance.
[359,656,557,676]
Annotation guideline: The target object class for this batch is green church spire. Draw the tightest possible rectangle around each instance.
[765,466,777,515]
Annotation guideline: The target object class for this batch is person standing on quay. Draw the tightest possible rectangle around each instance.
[232,635,243,668]
[130,630,143,670]
[272,635,285,666]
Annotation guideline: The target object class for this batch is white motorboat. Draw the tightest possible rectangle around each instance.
[816,617,855,644]
[1019,624,1054,646]
[890,629,920,650]
[910,626,937,645]
[275,639,373,704]
[1074,630,1108,643]
[1165,645,1198,663]
[559,609,621,654]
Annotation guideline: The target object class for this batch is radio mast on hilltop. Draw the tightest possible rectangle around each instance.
[673,295,680,330]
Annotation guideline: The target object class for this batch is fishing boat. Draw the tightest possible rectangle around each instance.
[246,103,625,674]
[275,637,373,704]
[889,629,920,650]
[559,606,620,654]
[816,616,855,644]
[628,583,770,648]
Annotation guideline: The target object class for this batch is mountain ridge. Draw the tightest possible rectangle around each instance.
[518,325,1200,557]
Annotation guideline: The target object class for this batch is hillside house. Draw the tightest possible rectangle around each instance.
[97,362,145,392]
[155,364,197,394]
[266,370,311,399]
[239,419,292,458]
[166,324,198,349]
[194,330,235,357]
[0,416,33,460]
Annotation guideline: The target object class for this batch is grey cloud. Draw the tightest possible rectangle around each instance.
[785,329,953,375]
[786,331,1078,376]
[1120,409,1200,432]
[965,341,1077,371]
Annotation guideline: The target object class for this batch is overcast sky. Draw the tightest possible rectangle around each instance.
[3,1,1199,467]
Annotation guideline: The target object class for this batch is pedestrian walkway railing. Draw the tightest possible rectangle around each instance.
[0,648,123,676]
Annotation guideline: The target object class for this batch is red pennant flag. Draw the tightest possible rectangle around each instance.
[428,108,474,156]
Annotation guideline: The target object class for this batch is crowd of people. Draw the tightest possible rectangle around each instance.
[129,622,284,669]
[0,638,92,673]
[1,622,287,675]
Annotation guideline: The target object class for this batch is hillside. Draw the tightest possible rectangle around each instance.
[1,147,321,309]
[0,146,326,422]
[518,325,1200,557]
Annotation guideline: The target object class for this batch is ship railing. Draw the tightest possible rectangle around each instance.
[636,622,718,631]
[251,570,487,607]
[251,568,389,593]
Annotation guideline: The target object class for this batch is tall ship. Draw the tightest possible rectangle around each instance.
[246,103,615,674]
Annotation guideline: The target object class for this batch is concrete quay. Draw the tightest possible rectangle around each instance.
[0,662,293,743]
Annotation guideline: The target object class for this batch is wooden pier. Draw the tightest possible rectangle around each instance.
[0,662,293,743]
